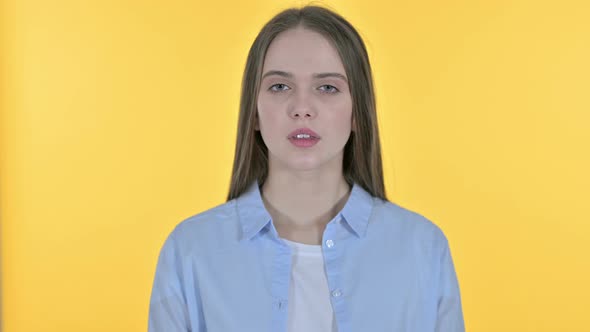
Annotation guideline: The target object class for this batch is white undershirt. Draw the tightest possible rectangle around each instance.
[281,237,338,332]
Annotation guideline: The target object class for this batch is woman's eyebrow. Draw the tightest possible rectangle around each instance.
[262,70,348,82]
[262,70,293,79]
[312,72,348,83]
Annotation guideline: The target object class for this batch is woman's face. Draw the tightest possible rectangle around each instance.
[256,26,353,175]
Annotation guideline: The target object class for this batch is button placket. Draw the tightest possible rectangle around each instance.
[331,289,342,298]
[277,299,287,311]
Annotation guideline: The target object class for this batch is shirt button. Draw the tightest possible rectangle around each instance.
[331,289,342,297]
[325,239,334,248]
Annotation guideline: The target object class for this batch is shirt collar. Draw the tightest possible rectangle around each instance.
[236,179,374,241]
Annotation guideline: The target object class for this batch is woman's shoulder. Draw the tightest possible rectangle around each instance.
[372,198,449,245]
[162,199,241,255]
[177,199,238,229]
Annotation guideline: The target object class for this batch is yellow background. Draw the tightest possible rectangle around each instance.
[1,0,589,330]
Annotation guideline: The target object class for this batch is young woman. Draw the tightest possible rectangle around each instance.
[149,5,465,332]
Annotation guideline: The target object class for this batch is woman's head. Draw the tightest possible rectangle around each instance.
[227,5,386,201]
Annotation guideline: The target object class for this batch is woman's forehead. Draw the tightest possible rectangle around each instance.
[262,27,346,76]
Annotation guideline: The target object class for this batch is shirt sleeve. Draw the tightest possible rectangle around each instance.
[435,236,466,332]
[148,229,195,332]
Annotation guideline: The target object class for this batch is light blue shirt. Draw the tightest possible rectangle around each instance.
[148,180,465,331]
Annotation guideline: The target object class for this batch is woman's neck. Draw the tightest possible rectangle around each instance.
[260,171,351,244]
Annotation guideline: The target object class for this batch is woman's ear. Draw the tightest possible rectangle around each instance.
[352,116,356,132]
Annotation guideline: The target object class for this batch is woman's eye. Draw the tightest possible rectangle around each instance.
[269,84,290,92]
[319,85,339,93]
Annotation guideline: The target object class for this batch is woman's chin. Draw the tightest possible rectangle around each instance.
[269,151,342,174]
[268,155,320,172]
[286,158,328,172]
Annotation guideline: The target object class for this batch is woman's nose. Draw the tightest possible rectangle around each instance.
[289,91,317,119]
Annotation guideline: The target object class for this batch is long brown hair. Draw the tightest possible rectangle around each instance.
[226,5,386,201]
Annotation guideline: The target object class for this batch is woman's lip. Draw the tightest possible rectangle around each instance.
[289,134,320,139]
[289,137,319,148]
[287,127,321,138]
